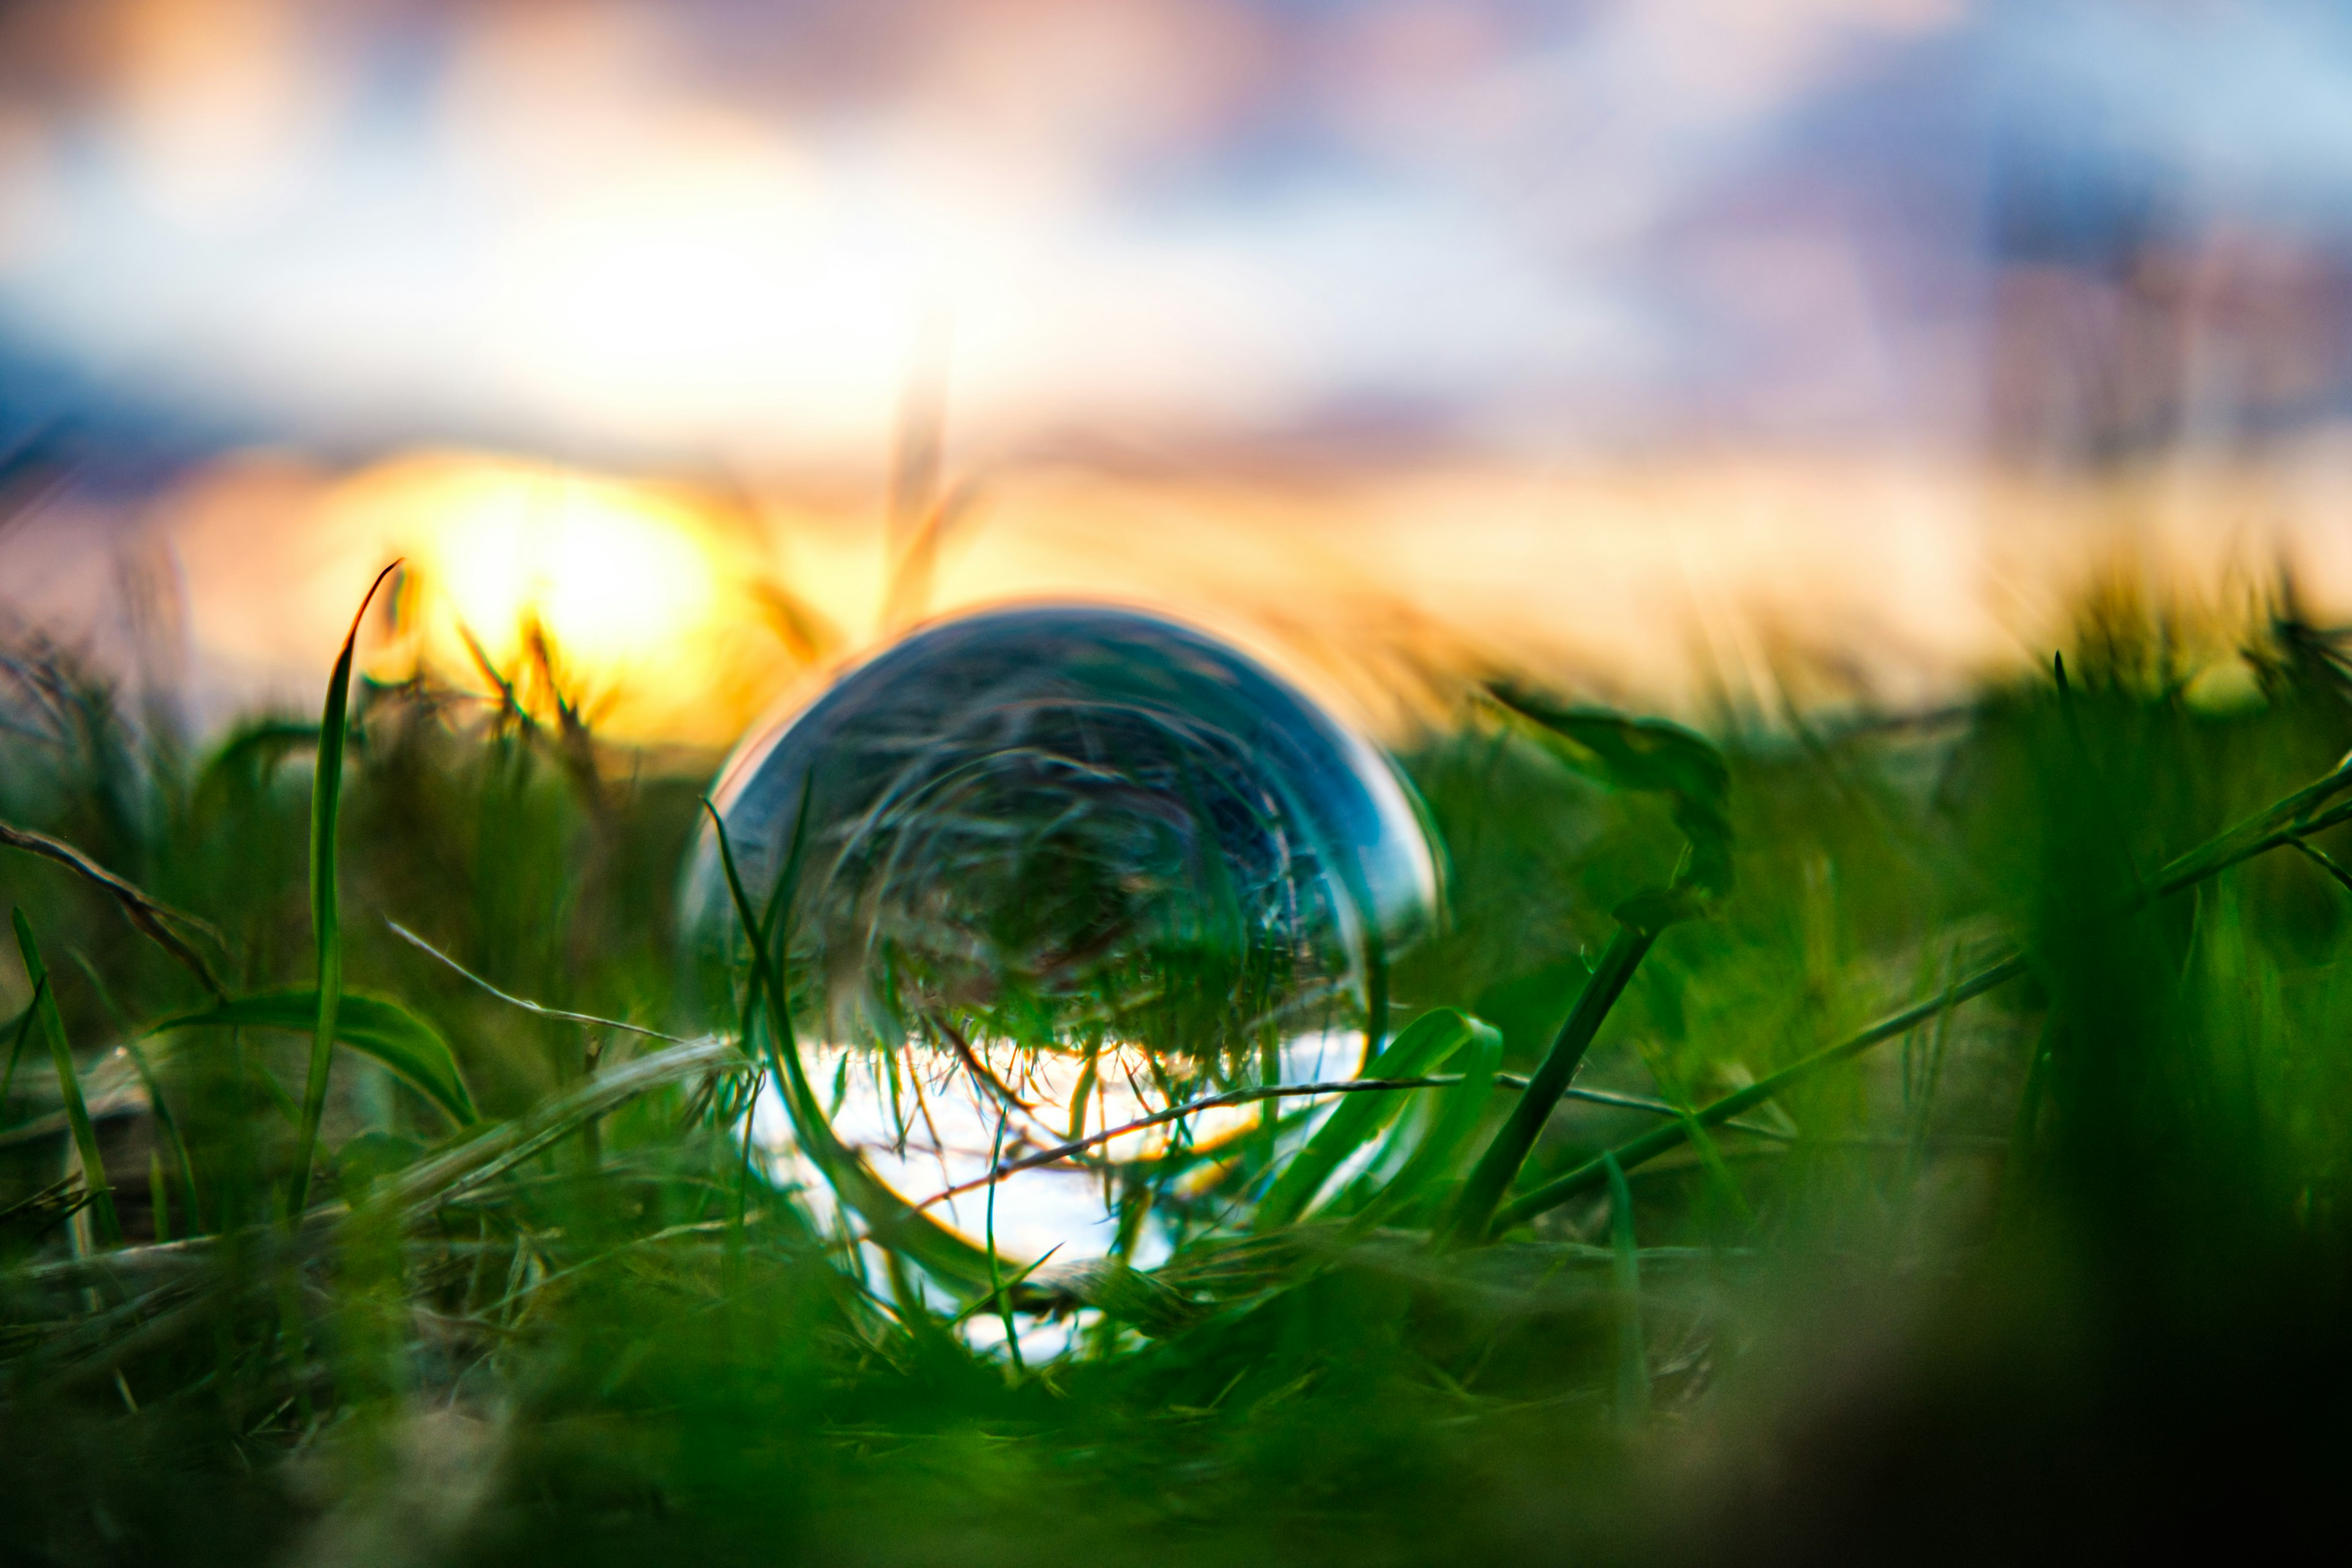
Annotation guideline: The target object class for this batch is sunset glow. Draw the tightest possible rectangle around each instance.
[328,456,773,739]
[421,470,716,665]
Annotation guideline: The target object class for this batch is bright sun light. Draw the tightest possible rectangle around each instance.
[424,468,718,668]
[330,454,769,738]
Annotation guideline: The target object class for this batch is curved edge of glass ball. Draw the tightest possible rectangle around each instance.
[679,601,1442,1035]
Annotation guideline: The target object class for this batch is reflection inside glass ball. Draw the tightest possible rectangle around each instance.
[684,604,1438,1291]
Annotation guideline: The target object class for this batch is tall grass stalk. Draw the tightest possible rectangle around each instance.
[286,563,398,1219]
[1,980,40,1104]
[1605,1152,1648,1428]
[1446,921,1655,1245]
[12,909,119,1245]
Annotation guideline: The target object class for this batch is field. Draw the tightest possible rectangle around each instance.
[6,578,2352,1565]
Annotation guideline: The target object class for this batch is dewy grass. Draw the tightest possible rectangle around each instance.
[9,586,2352,1561]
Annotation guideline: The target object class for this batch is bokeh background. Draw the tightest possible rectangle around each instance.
[3,0,2350,741]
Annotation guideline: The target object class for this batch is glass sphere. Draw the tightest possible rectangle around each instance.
[684,604,1438,1089]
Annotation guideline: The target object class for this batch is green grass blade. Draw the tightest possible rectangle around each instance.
[288,561,399,1220]
[13,908,120,1245]
[121,1038,203,1235]
[1066,1042,1100,1143]
[1446,920,1657,1246]
[1361,1014,1503,1221]
[0,818,227,998]
[2286,837,2352,899]
[149,989,477,1126]
[2,986,39,1106]
[1996,1020,2059,1231]
[2153,753,2352,890]
[1675,1102,1755,1232]
[987,1108,1023,1377]
[704,801,1000,1294]
[1606,1153,1648,1428]
[1640,1045,1757,1232]
[1254,1007,1485,1229]
[67,952,206,1234]
[148,1149,169,1243]
[374,1036,738,1227]
[1898,960,1962,1200]
[1495,951,2031,1230]
[1487,684,1735,903]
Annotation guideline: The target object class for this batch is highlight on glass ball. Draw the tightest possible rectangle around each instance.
[684,603,1440,1275]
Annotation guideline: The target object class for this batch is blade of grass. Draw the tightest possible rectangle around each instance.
[385,918,687,1043]
[912,1074,1506,1214]
[1496,952,2032,1231]
[71,952,205,1235]
[287,561,399,1221]
[1996,1016,2059,1232]
[1254,1008,1491,1229]
[949,1242,1065,1329]
[987,1107,1023,1378]
[726,1066,766,1299]
[153,989,477,1128]
[0,819,227,998]
[148,1149,169,1243]
[1444,919,1657,1248]
[704,798,1001,1294]
[1899,952,1963,1201]
[1675,1103,1755,1233]
[379,1035,739,1227]
[1607,1152,1648,1428]
[1640,1045,1756,1232]
[1358,1014,1504,1223]
[2286,837,2352,899]
[1067,1041,1100,1143]
[13,908,119,1244]
[2149,752,2352,894]
[2,980,40,1105]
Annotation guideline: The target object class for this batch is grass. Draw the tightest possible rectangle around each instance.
[5,578,2352,1562]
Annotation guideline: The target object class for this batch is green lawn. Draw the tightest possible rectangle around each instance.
[6,586,2352,1564]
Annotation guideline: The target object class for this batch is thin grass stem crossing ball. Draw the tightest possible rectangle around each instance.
[687,605,1438,1091]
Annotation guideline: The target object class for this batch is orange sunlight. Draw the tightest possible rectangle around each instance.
[323,455,801,745]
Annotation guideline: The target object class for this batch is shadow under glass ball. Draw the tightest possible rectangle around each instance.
[685,605,1438,1091]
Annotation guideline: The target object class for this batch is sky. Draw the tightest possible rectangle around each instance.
[2,0,2350,473]
[4,0,2352,741]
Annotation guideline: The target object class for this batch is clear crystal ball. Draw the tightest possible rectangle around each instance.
[684,605,1438,1087]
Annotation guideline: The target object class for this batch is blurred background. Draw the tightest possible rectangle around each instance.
[2,0,2350,743]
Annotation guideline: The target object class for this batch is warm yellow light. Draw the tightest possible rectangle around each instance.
[419,466,718,673]
[320,453,791,742]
